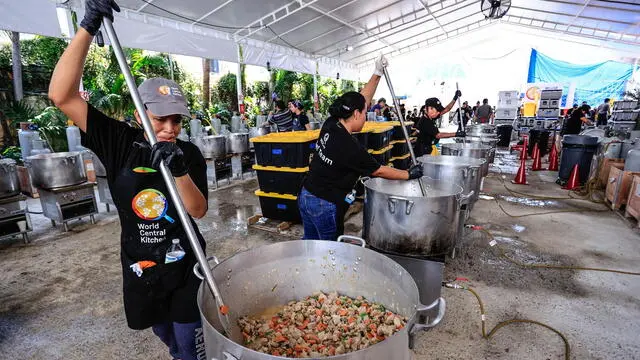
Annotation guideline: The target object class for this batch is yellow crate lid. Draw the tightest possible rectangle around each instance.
[384,121,414,127]
[250,130,320,143]
[368,144,393,155]
[253,165,309,173]
[362,122,393,133]
[255,189,297,200]
[390,139,412,145]
[390,153,411,161]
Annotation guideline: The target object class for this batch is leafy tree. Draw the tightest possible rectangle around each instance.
[212,73,238,112]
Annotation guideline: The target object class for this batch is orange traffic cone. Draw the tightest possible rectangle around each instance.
[511,158,528,185]
[520,137,528,160]
[548,141,559,171]
[562,164,580,190]
[531,143,542,171]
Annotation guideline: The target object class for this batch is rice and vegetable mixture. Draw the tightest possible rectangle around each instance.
[238,291,407,358]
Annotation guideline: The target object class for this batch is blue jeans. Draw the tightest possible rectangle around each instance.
[152,321,205,360]
[298,187,338,240]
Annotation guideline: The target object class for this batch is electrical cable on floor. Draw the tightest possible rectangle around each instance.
[492,196,610,218]
[443,282,570,360]
[473,227,640,276]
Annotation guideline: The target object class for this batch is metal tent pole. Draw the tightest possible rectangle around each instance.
[382,66,427,196]
[102,19,230,335]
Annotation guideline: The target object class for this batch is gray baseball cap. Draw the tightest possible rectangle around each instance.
[138,78,190,118]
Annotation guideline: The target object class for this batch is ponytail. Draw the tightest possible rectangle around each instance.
[328,92,366,121]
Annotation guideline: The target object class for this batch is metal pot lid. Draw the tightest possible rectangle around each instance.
[0,158,17,166]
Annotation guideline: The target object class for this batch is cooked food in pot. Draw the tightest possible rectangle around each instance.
[238,291,407,358]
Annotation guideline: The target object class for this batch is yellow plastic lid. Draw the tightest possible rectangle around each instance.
[390,153,411,161]
[255,190,297,200]
[253,165,309,173]
[362,122,393,133]
[368,144,393,155]
[384,121,414,127]
[251,130,320,143]
[390,139,411,145]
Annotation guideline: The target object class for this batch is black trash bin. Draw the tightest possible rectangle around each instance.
[496,125,513,147]
[558,135,598,185]
[528,129,551,157]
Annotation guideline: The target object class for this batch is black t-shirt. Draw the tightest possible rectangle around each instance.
[304,119,381,204]
[416,115,440,153]
[293,113,310,131]
[564,110,584,135]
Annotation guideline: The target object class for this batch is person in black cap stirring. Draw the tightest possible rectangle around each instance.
[414,95,461,156]
[48,1,207,359]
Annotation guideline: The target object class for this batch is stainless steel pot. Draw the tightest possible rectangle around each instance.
[228,133,249,154]
[249,127,270,150]
[440,143,493,177]
[363,177,467,257]
[201,135,227,159]
[417,155,483,209]
[25,152,87,189]
[466,124,496,137]
[308,122,321,130]
[0,158,20,198]
[464,136,498,162]
[195,239,445,360]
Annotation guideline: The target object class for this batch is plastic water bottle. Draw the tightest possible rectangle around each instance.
[165,239,185,264]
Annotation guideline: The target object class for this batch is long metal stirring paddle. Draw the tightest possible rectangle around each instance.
[382,66,427,196]
[102,19,231,336]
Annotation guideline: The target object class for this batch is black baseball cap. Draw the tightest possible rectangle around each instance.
[425,97,444,112]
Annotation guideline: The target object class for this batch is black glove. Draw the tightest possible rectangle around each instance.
[151,141,188,177]
[456,130,466,137]
[407,165,423,180]
[80,0,120,36]
[453,90,462,101]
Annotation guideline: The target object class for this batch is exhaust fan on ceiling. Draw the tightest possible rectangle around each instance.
[481,0,511,19]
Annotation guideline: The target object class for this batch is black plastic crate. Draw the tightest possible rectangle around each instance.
[253,165,307,195]
[370,145,392,165]
[387,121,415,140]
[252,132,319,168]
[391,153,411,170]
[255,190,300,222]
[352,131,369,148]
[391,140,410,157]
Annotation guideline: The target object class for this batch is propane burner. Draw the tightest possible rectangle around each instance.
[206,151,255,189]
[37,182,98,232]
[0,194,32,243]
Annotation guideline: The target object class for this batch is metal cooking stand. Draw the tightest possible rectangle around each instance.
[0,194,32,243]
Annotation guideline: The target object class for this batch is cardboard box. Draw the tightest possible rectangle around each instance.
[606,165,640,210]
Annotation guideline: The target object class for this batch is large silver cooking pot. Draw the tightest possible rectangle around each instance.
[363,177,467,257]
[417,155,483,209]
[201,135,227,159]
[249,127,271,150]
[466,124,496,137]
[308,121,321,130]
[440,143,493,177]
[229,133,249,154]
[195,239,445,360]
[0,158,20,198]
[463,136,498,163]
[25,152,87,189]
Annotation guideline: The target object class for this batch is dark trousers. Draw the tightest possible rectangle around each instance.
[152,321,205,360]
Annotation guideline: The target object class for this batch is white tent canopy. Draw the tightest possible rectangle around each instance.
[0,0,638,81]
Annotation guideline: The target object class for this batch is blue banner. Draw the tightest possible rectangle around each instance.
[527,49,633,107]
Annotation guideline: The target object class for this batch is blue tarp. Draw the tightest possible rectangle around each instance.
[527,49,633,107]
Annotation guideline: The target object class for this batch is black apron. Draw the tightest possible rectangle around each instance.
[112,140,205,330]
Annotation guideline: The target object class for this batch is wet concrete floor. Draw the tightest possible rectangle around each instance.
[1,150,639,359]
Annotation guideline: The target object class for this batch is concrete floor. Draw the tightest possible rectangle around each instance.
[1,150,639,360]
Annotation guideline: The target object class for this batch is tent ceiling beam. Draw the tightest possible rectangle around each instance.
[306,4,399,52]
[502,14,640,46]
[265,0,360,44]
[234,0,320,40]
[535,0,638,12]
[510,5,635,26]
[418,0,448,37]
[353,18,498,66]
[193,0,237,25]
[318,0,474,58]
[135,0,156,12]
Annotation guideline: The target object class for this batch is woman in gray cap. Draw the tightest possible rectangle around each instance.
[48,1,207,359]
[414,96,460,156]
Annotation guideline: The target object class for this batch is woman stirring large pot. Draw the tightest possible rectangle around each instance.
[48,1,208,359]
[298,56,423,240]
